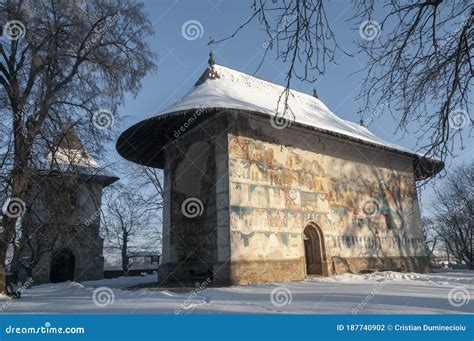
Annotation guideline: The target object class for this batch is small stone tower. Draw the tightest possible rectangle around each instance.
[15,124,118,284]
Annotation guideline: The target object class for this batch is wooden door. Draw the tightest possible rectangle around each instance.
[304,225,324,275]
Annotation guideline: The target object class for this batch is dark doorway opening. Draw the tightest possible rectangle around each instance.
[49,249,75,283]
[303,224,326,276]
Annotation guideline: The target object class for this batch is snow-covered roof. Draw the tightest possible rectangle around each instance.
[161,64,414,153]
[44,147,99,168]
[117,63,443,178]
[40,124,118,186]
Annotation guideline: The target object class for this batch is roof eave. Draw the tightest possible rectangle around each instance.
[116,108,444,179]
[32,168,119,187]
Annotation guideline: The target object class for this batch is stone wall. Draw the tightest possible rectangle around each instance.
[159,113,231,285]
[21,225,104,284]
[16,177,105,284]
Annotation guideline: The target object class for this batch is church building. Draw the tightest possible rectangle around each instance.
[117,58,443,286]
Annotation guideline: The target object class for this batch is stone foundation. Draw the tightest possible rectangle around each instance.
[229,259,306,285]
[160,256,431,287]
[330,256,431,275]
[158,262,219,286]
[160,259,305,286]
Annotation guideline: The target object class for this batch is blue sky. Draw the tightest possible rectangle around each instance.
[114,0,472,213]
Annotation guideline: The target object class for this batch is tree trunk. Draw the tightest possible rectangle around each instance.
[0,249,8,294]
[1,216,16,294]
[121,232,129,276]
[0,170,30,293]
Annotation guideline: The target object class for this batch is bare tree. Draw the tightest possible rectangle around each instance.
[0,0,156,293]
[431,162,473,269]
[102,184,156,276]
[421,216,438,258]
[121,163,164,249]
[215,0,346,113]
[6,123,115,293]
[219,0,472,162]
[355,1,473,162]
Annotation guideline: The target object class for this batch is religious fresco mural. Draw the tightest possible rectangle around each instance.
[228,134,425,261]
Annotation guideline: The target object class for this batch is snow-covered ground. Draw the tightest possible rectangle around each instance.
[1,270,472,314]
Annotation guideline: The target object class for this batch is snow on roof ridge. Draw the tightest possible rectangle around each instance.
[212,63,329,107]
[39,125,118,183]
[209,64,386,137]
[44,147,99,169]
[155,63,416,156]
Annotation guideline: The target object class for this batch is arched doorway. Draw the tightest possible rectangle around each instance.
[303,224,326,276]
[49,249,76,283]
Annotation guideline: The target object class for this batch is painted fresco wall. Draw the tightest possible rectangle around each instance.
[228,134,426,265]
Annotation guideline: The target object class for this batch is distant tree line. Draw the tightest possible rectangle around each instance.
[423,162,473,269]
